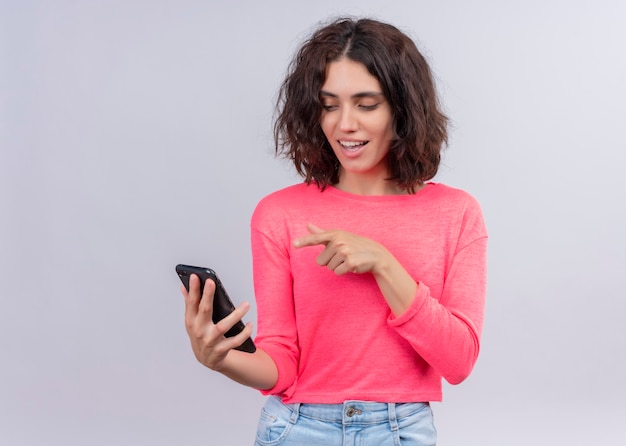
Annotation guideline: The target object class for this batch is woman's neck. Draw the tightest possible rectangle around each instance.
[334,171,407,196]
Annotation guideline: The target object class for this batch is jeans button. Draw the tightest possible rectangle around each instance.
[346,407,361,417]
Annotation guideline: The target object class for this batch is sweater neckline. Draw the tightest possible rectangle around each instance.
[322,182,436,202]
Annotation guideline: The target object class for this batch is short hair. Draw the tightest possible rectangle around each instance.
[274,18,448,193]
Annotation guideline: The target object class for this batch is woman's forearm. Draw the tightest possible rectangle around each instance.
[372,249,419,317]
[215,347,278,390]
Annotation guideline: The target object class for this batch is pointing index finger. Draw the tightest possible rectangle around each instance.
[293,233,327,248]
[293,223,330,248]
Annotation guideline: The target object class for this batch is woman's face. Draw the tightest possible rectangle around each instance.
[319,57,395,189]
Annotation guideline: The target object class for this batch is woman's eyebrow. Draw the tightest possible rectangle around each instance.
[319,90,384,99]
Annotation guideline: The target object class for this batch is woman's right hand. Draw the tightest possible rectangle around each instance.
[182,274,254,371]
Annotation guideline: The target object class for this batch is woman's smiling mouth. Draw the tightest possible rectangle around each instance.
[339,140,369,151]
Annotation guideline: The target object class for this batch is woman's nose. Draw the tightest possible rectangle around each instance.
[338,108,358,132]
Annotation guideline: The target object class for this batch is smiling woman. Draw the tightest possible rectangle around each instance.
[181,17,487,446]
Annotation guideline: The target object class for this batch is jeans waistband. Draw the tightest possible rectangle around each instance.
[270,396,429,425]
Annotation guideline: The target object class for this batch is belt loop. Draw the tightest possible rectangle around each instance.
[388,403,398,431]
[289,403,301,424]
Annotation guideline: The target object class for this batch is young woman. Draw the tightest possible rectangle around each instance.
[182,18,488,445]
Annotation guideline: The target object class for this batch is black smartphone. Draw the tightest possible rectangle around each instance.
[176,264,256,353]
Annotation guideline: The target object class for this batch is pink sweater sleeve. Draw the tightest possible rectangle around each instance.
[250,225,300,396]
[388,203,488,384]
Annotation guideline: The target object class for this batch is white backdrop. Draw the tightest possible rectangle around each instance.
[2,1,625,445]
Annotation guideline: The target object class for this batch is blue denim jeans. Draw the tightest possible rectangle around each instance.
[254,396,437,446]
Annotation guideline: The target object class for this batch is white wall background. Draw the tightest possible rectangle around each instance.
[2,1,625,444]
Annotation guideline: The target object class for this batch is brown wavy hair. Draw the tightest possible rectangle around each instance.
[274,18,448,193]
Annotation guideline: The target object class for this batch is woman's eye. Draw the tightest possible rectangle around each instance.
[359,103,379,111]
[322,104,338,111]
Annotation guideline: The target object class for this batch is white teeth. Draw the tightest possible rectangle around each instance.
[339,141,366,148]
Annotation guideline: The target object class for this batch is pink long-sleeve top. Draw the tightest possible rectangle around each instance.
[250,182,487,404]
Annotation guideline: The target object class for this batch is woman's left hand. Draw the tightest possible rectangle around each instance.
[293,223,389,275]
